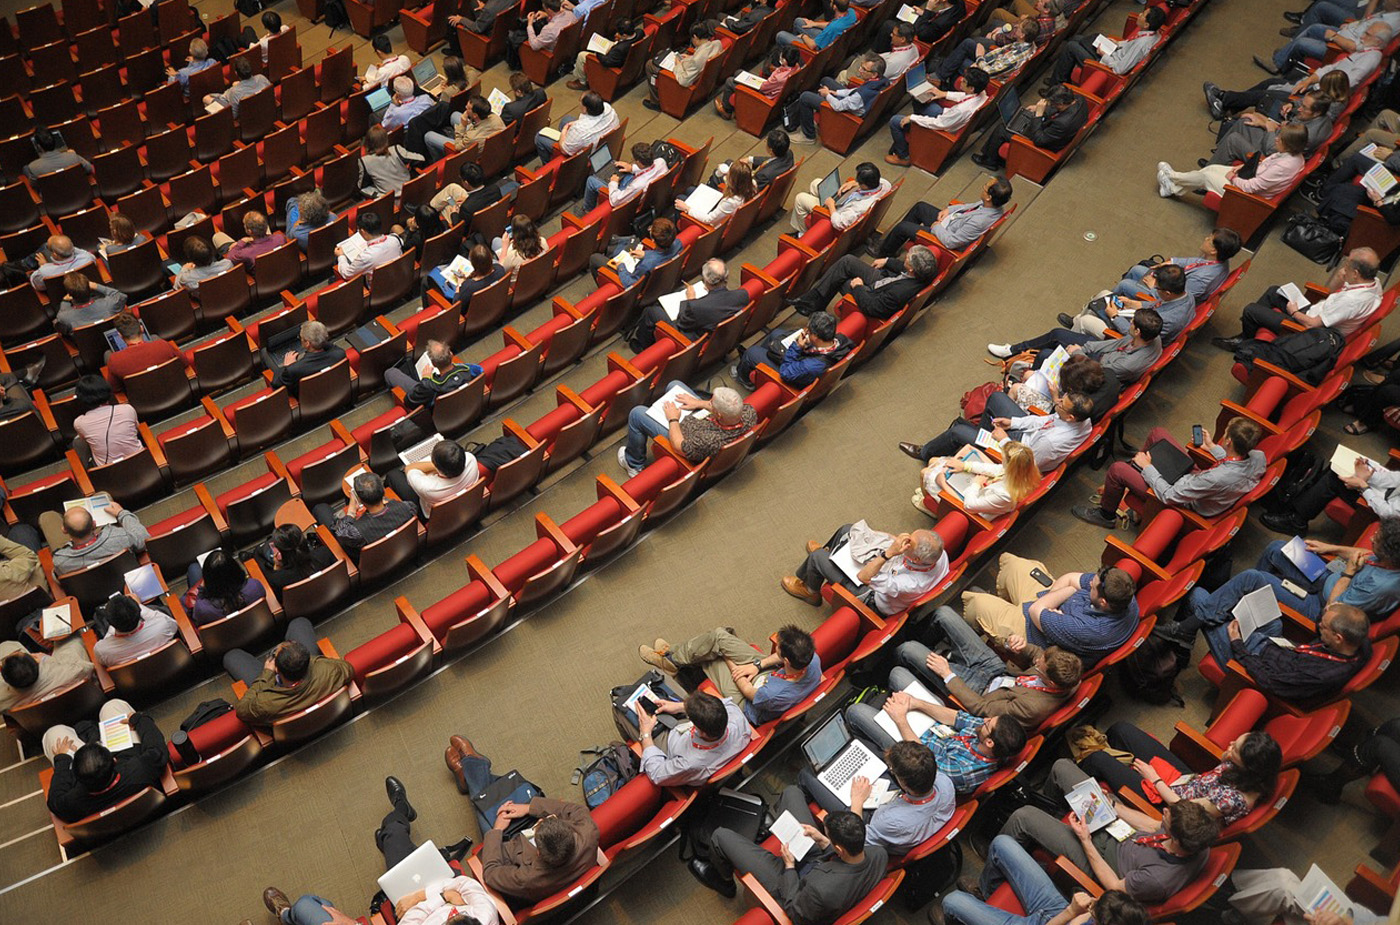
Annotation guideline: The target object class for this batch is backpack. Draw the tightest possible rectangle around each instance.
[1264,446,1327,512]
[577,742,639,809]
[651,140,684,169]
[1235,327,1346,386]
[322,0,350,31]
[1118,630,1189,706]
[180,698,234,732]
[678,787,768,864]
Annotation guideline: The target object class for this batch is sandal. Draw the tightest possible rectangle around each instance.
[1345,420,1371,435]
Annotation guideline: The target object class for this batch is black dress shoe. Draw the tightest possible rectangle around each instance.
[1211,335,1244,352]
[1284,9,1303,22]
[1261,509,1310,535]
[1197,157,1210,168]
[385,775,416,821]
[687,858,737,897]
[642,98,661,111]
[898,441,926,460]
[16,358,45,390]
[1057,312,1075,329]
[1253,54,1281,75]
[1280,25,1299,36]
[969,151,1002,171]
[442,836,474,862]
[1203,83,1224,121]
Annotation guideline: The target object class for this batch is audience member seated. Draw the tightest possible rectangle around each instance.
[886,67,991,167]
[1315,146,1400,238]
[878,0,966,50]
[791,161,892,233]
[223,618,355,725]
[91,594,178,666]
[963,555,1140,664]
[449,0,518,37]
[777,0,858,50]
[1262,445,1400,533]
[387,342,480,413]
[386,439,479,518]
[382,76,434,132]
[98,214,149,260]
[733,310,855,390]
[1306,716,1400,803]
[877,177,1014,258]
[1,234,96,292]
[55,273,126,337]
[313,471,419,564]
[203,57,271,118]
[443,735,600,903]
[567,18,643,91]
[932,19,1041,86]
[1226,865,1386,925]
[506,0,578,70]
[392,204,447,259]
[1212,247,1382,351]
[1113,230,1241,302]
[0,637,93,714]
[1070,416,1266,528]
[1157,123,1308,202]
[43,699,167,823]
[255,525,338,599]
[789,244,940,320]
[174,236,235,293]
[166,37,217,95]
[253,10,291,64]
[974,84,1088,171]
[918,440,1042,520]
[909,391,1093,473]
[864,22,923,78]
[1076,722,1281,826]
[261,320,347,398]
[989,309,1164,390]
[23,126,93,181]
[631,258,750,350]
[501,73,548,126]
[643,22,725,111]
[940,870,1146,925]
[363,34,411,89]
[620,380,759,476]
[800,741,955,853]
[1207,93,1332,167]
[898,605,1083,729]
[1000,790,1218,905]
[104,311,186,388]
[0,527,44,604]
[359,126,426,199]
[184,549,268,628]
[426,94,506,162]
[285,192,337,252]
[640,624,819,726]
[585,141,669,212]
[1259,18,1392,76]
[791,55,890,147]
[535,91,618,165]
[1063,263,1194,340]
[40,499,149,574]
[676,159,757,226]
[1047,6,1164,85]
[589,218,682,289]
[1270,0,1400,69]
[438,243,506,310]
[637,689,754,786]
[693,788,887,917]
[430,163,503,231]
[715,48,802,121]
[337,211,406,284]
[215,210,288,271]
[783,523,949,613]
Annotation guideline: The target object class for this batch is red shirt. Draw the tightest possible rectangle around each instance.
[106,338,183,386]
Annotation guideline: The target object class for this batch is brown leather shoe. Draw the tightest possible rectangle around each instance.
[884,153,911,167]
[445,735,480,794]
[263,887,291,917]
[566,79,588,91]
[898,441,926,460]
[640,643,677,675]
[781,576,822,605]
[806,540,822,554]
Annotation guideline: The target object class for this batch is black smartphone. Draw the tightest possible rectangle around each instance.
[637,696,657,715]
[1191,424,1205,446]
[1029,567,1053,587]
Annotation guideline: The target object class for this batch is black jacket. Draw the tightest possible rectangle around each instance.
[725,3,773,32]
[851,268,924,320]
[502,89,549,126]
[457,264,508,309]
[676,285,751,337]
[916,0,965,42]
[598,36,636,68]
[405,362,480,409]
[47,712,168,823]
[754,151,795,190]
[1026,96,1089,151]
[456,183,505,231]
[274,344,348,396]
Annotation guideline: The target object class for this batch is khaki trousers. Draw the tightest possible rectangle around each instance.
[961,552,1049,637]
[668,627,763,703]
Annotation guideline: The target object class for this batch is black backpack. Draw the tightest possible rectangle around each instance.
[577,742,639,809]
[651,140,684,169]
[180,698,234,731]
[1118,630,1189,706]
[1235,327,1346,386]
[322,0,350,31]
[1264,446,1328,512]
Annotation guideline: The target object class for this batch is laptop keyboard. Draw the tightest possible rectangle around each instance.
[823,747,868,789]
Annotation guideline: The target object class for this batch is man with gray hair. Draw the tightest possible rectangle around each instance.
[385,339,483,410]
[619,381,759,476]
[382,76,434,131]
[312,471,419,563]
[783,523,949,613]
[629,258,751,350]
[262,320,347,398]
[165,38,217,96]
[787,244,939,319]
[203,57,271,118]
[22,234,96,292]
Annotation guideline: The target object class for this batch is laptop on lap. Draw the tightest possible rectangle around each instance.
[803,712,887,806]
[377,841,454,904]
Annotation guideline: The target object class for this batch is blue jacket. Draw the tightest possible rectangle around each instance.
[619,238,683,290]
[779,333,856,387]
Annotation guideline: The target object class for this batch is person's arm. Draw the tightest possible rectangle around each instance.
[1026,584,1077,627]
[1068,813,1127,891]
[129,712,169,773]
[0,534,39,586]
[858,534,911,583]
[1328,547,1370,603]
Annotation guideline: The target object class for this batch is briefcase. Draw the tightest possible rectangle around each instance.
[470,770,544,839]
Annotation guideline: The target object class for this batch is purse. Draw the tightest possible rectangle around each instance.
[1281,211,1343,265]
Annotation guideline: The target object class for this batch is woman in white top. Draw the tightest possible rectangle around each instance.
[675,160,758,225]
[915,440,1041,517]
[386,438,480,518]
[71,375,142,467]
[493,214,550,279]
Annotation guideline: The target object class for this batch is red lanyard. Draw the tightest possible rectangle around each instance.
[691,727,727,750]
[1134,833,1171,850]
[1014,674,1061,693]
[1296,643,1354,662]
[953,734,993,764]
[901,788,942,805]
[901,556,938,573]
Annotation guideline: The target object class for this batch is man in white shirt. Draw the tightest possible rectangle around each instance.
[363,35,411,88]
[637,689,753,786]
[907,392,1094,472]
[381,77,434,131]
[92,595,178,667]
[535,91,619,164]
[886,67,990,165]
[583,141,668,211]
[386,438,479,518]
[790,162,892,233]
[335,211,404,283]
[783,524,949,614]
[1213,247,1381,350]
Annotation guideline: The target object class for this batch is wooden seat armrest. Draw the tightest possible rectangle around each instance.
[653,320,691,347]
[64,450,95,494]
[740,872,793,925]
[1279,602,1316,637]
[161,594,204,655]
[534,512,575,552]
[831,583,886,632]
[595,265,624,288]
[605,353,647,379]
[192,483,231,534]
[394,595,435,648]
[244,558,284,616]
[937,489,995,532]
[1101,534,1173,581]
[137,423,169,470]
[650,436,695,470]
[559,211,588,231]
[32,390,60,434]
[753,364,798,395]
[556,385,593,414]
[263,450,294,491]
[1303,282,1330,302]
[1114,784,1161,819]
[465,554,510,601]
[199,397,238,438]
[595,474,642,512]
[426,287,454,311]
[314,523,356,579]
[740,264,783,290]
[553,297,584,320]
[1387,447,1400,469]
[1169,721,1226,770]
[502,326,535,352]
[389,386,408,406]
[279,289,304,310]
[317,637,340,659]
[1217,398,1283,435]
[79,624,117,693]
[1346,863,1398,912]
[328,418,361,456]
[1052,857,1104,896]
[777,234,821,259]
[514,164,537,182]
[374,314,401,337]
[501,418,540,449]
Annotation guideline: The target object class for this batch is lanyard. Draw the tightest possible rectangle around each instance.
[1134,833,1171,850]
[1014,674,1061,693]
[690,727,727,750]
[1296,643,1354,662]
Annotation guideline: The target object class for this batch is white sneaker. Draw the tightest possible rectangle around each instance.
[617,446,642,478]
[987,343,1013,359]
[792,132,819,146]
[1156,162,1179,198]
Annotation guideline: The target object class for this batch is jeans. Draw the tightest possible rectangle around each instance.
[223,617,317,684]
[897,605,1009,694]
[944,835,1069,925]
[424,112,464,162]
[1179,539,1321,666]
[887,101,946,158]
[283,895,337,925]
[624,379,695,469]
[776,21,823,46]
[1273,24,1331,69]
[1113,264,1161,300]
[1079,721,1190,793]
[797,81,838,138]
[535,115,577,164]
[844,665,943,751]
[1301,0,1354,28]
[584,171,633,211]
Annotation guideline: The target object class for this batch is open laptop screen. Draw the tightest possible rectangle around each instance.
[802,712,851,768]
[816,168,841,204]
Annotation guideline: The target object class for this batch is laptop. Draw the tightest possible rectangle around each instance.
[905,62,932,99]
[366,87,393,123]
[377,841,454,904]
[589,145,616,179]
[804,712,887,806]
[1146,441,1195,484]
[412,57,444,94]
[398,433,445,466]
[346,319,390,352]
[816,167,841,204]
[1000,85,1036,135]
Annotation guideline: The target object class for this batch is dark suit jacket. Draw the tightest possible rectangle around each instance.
[465,0,516,33]
[916,0,965,42]
[754,151,794,189]
[598,36,636,68]
[1027,96,1089,151]
[274,344,348,396]
[676,285,750,337]
[726,3,773,32]
[502,89,549,125]
[47,712,168,823]
[456,183,505,232]
[457,264,507,309]
[851,267,923,319]
[479,797,601,903]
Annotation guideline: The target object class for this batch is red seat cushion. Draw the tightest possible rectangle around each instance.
[561,497,625,546]
[621,456,682,504]
[764,249,804,281]
[148,504,209,536]
[1210,689,1269,747]
[579,370,632,407]
[351,407,409,451]
[223,388,277,417]
[168,710,254,768]
[216,471,281,516]
[631,339,677,376]
[590,774,662,850]
[492,538,560,593]
[157,416,215,446]
[933,511,971,559]
[526,404,580,444]
[285,439,347,484]
[344,346,361,373]
[837,313,866,343]
[527,311,573,347]
[813,605,862,668]
[398,306,439,342]
[478,343,521,381]
[344,622,422,683]
[13,471,76,495]
[574,282,619,316]
[421,581,495,637]
[747,382,784,420]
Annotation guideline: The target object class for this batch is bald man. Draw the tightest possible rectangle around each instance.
[39,502,150,575]
[27,235,97,291]
[783,524,949,615]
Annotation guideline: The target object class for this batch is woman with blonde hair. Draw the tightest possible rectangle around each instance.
[915,440,1041,517]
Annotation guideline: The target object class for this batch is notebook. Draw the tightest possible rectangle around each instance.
[1331,444,1379,479]
[64,493,117,527]
[1281,535,1329,582]
[346,319,390,352]
[1232,585,1282,640]
[587,33,616,54]
[657,281,708,321]
[488,87,512,115]
[123,563,164,603]
[734,70,765,90]
[98,714,135,752]
[338,232,369,261]
[40,602,74,640]
[645,382,709,428]
[872,676,944,742]
[683,184,724,216]
[377,841,454,904]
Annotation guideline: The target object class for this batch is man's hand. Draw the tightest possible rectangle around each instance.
[448,13,464,24]
[656,699,685,714]
[684,282,695,299]
[731,662,759,683]
[663,400,682,423]
[849,277,864,287]
[497,800,530,820]
[779,839,796,868]
[850,775,873,808]
[1344,457,1376,490]
[674,391,705,411]
[1306,911,1352,925]
[991,417,1013,429]
[165,65,177,77]
[53,735,79,755]
[333,246,343,257]
[395,892,427,919]
[800,822,831,850]
[901,116,913,129]
[883,691,911,720]
[104,501,124,518]
[1133,450,1152,469]
[1006,633,1027,653]
[283,350,299,366]
[1346,547,1371,571]
[818,86,831,96]
[673,198,689,213]
[1068,812,1091,842]
[1069,892,1095,915]
[925,651,951,676]
[637,706,657,737]
[1067,344,1082,354]
[1227,620,1242,641]
[1375,146,1394,161]
[442,888,465,906]
[263,652,278,672]
[885,533,914,558]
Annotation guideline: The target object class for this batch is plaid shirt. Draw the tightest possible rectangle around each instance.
[976,40,1035,77]
[919,711,997,797]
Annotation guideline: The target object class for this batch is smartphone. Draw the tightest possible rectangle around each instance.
[636,696,657,715]
[1191,424,1205,447]
[1029,567,1054,587]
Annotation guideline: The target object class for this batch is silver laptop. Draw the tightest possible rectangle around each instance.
[377,841,454,904]
[804,713,887,806]
[367,86,393,123]
[413,57,444,93]
[398,433,445,466]
[816,167,841,204]
[589,145,616,179]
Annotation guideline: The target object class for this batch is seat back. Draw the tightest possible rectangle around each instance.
[57,550,139,612]
[5,673,105,737]
[424,479,487,545]
[356,517,421,585]
[266,685,354,747]
[122,357,195,418]
[295,359,354,423]
[280,556,353,620]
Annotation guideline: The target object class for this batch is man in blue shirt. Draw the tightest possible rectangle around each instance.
[640,625,821,725]
[799,741,957,852]
[166,38,218,96]
[381,77,435,131]
[777,0,858,49]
